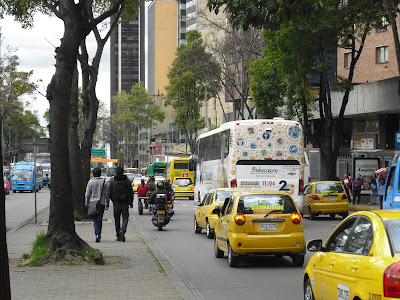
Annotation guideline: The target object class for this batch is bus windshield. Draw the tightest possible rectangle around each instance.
[12,169,33,180]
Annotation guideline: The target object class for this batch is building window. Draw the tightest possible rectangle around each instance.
[344,52,351,69]
[376,45,388,64]
[377,17,389,33]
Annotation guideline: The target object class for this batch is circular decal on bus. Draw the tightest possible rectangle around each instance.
[236,137,246,148]
[260,149,268,157]
[250,142,258,150]
[276,150,283,157]
[245,126,257,137]
[287,125,301,140]
[262,132,271,140]
[241,150,250,158]
[275,136,286,147]
[289,145,299,154]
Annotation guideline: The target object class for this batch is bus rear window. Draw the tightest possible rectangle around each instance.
[174,162,188,169]
[237,194,297,215]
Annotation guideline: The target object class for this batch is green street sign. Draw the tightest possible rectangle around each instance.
[91,149,105,156]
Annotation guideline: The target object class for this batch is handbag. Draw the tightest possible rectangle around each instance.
[87,179,105,218]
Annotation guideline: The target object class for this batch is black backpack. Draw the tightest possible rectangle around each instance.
[113,179,128,202]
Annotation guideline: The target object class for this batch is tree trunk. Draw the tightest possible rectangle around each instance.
[68,65,86,219]
[0,120,11,299]
[45,5,102,263]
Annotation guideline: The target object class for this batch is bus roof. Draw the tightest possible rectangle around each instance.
[197,119,301,140]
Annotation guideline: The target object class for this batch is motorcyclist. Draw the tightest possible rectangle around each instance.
[150,181,171,217]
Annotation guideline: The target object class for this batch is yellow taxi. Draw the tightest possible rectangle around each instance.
[303,181,349,220]
[194,188,248,239]
[172,177,194,200]
[304,210,400,300]
[213,190,305,267]
[132,176,147,193]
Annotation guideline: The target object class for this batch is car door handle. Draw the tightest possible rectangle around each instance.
[351,265,359,270]
[329,262,335,267]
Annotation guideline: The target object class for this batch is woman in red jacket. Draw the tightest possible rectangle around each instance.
[137,179,149,198]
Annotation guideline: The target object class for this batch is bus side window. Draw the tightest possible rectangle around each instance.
[387,166,395,193]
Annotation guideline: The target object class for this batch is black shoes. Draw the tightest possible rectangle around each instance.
[119,230,126,242]
[96,235,101,243]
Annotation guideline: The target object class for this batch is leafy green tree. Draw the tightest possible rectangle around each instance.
[165,30,221,152]
[111,82,165,166]
[209,0,384,179]
[0,51,36,300]
[1,0,140,271]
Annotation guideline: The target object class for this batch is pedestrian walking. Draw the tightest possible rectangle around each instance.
[85,167,109,243]
[352,174,363,205]
[377,177,386,209]
[368,172,379,205]
[341,172,352,203]
[107,166,134,242]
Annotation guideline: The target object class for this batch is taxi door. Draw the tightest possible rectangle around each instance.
[216,196,235,252]
[199,193,212,227]
[203,191,216,220]
[302,184,312,215]
[196,193,209,227]
[312,218,357,299]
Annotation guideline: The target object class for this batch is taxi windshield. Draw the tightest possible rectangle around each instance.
[385,219,400,254]
[315,182,344,194]
[237,194,297,215]
[174,178,193,186]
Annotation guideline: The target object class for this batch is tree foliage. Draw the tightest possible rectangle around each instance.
[165,30,221,152]
[111,82,165,165]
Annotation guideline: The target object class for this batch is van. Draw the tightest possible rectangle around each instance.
[382,155,400,209]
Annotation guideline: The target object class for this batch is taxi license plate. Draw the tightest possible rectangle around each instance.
[327,196,336,200]
[260,223,277,231]
[157,210,165,214]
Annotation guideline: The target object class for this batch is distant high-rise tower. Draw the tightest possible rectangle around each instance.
[110,2,146,161]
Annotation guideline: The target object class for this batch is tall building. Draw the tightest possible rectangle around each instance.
[110,2,146,163]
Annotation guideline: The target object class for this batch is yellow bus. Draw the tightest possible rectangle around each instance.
[166,157,194,183]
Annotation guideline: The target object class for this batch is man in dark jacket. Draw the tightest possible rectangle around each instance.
[107,166,133,242]
[352,174,363,205]
[150,182,171,217]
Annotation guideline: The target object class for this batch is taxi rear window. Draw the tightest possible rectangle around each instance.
[315,182,344,194]
[237,194,297,215]
[385,220,400,254]
[174,178,193,186]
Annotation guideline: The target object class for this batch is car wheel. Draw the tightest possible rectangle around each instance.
[206,221,214,239]
[304,278,315,300]
[189,196,194,200]
[309,206,316,220]
[214,236,224,258]
[330,214,335,219]
[341,212,348,219]
[157,223,163,231]
[228,242,239,267]
[194,217,202,234]
[292,254,305,267]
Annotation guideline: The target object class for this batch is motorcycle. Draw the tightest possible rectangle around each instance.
[152,194,170,231]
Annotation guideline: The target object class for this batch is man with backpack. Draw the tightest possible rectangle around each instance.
[107,166,134,242]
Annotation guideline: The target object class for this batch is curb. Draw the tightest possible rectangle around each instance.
[7,206,49,234]
[130,214,204,300]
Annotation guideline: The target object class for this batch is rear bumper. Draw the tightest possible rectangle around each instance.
[310,202,349,214]
[228,232,305,255]
[174,191,194,197]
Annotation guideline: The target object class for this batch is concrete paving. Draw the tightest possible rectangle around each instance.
[7,205,191,300]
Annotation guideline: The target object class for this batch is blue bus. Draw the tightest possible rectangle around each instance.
[11,162,43,193]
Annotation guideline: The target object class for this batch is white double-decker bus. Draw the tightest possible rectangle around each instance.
[194,118,305,210]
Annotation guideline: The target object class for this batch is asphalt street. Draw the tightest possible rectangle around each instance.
[132,195,344,300]
[5,186,50,232]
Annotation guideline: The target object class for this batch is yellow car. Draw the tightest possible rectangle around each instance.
[303,181,349,220]
[172,177,194,200]
[304,210,400,300]
[213,190,305,267]
[194,188,249,239]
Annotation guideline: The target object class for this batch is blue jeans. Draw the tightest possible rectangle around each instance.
[113,202,129,236]
[93,204,105,237]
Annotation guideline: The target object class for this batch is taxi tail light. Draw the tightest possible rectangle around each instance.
[299,179,304,193]
[234,214,246,225]
[384,262,400,298]
[191,186,194,191]
[342,194,348,200]
[167,200,172,204]
[311,195,320,200]
[291,212,302,225]
[231,179,237,188]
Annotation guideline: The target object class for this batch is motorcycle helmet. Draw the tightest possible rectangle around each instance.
[156,182,164,189]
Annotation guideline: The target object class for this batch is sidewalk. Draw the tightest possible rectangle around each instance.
[7,206,192,300]
[349,193,381,212]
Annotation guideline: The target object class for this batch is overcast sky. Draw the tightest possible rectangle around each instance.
[1,14,111,127]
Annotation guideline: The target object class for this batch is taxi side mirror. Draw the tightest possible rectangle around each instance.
[194,201,201,206]
[307,239,323,252]
[212,206,222,215]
